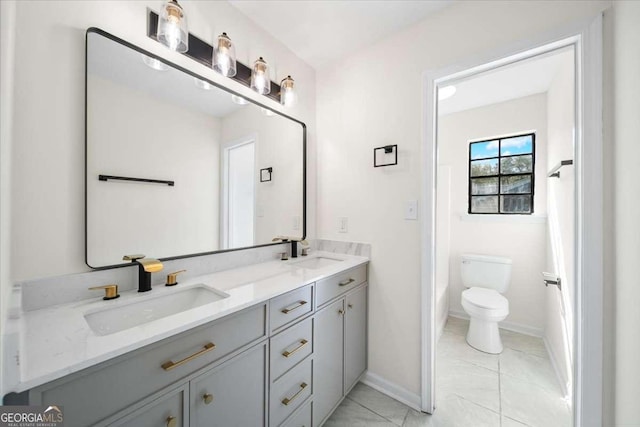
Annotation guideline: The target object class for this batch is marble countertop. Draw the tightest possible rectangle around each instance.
[4,252,368,393]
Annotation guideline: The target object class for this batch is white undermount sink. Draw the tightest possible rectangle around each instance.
[291,256,343,270]
[84,285,229,336]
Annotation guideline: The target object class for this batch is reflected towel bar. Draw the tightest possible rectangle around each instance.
[547,160,573,178]
[98,175,175,186]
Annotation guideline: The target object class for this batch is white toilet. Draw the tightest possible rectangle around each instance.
[460,254,512,354]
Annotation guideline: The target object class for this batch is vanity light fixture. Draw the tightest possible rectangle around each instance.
[231,94,249,105]
[141,54,169,71]
[438,85,456,101]
[251,57,271,95]
[157,0,189,53]
[280,75,296,107]
[194,77,212,90]
[213,32,237,77]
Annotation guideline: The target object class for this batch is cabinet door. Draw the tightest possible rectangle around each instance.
[312,298,344,427]
[344,285,368,392]
[109,385,186,427]
[191,343,267,427]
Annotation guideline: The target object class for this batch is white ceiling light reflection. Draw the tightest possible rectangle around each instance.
[438,85,456,101]
[141,54,169,71]
[231,94,249,105]
[194,78,212,90]
[261,108,275,117]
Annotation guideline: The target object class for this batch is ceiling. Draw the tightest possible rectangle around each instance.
[228,0,452,69]
[438,47,575,116]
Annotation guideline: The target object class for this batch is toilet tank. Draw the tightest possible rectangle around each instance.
[460,254,512,293]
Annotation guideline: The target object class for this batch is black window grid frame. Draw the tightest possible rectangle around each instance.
[467,132,536,215]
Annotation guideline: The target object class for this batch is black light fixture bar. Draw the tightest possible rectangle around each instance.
[147,9,282,103]
[99,174,175,186]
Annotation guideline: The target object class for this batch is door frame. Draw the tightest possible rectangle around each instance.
[420,14,604,426]
[221,134,258,249]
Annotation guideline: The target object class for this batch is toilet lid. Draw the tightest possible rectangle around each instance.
[462,287,508,310]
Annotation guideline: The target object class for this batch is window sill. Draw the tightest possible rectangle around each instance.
[459,213,547,224]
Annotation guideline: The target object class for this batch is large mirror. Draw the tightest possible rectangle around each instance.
[86,29,305,268]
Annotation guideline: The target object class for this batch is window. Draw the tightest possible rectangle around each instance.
[468,133,535,214]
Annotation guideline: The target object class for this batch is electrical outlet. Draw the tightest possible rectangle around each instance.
[405,200,418,220]
[338,217,348,233]
[292,216,300,230]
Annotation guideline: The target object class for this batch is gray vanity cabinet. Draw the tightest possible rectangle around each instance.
[190,342,267,427]
[109,385,188,427]
[313,272,368,427]
[344,285,368,392]
[312,298,345,427]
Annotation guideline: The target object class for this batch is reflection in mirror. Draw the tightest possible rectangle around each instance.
[86,29,305,268]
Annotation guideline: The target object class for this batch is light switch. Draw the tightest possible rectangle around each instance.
[405,200,418,220]
[338,217,348,233]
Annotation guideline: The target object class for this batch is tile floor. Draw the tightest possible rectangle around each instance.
[325,316,571,427]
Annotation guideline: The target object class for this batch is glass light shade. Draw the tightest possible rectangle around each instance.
[213,33,237,77]
[141,54,169,71]
[231,94,249,105]
[280,75,297,107]
[251,57,271,95]
[194,78,212,90]
[157,0,188,53]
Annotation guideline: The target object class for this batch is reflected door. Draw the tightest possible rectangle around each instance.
[224,141,255,248]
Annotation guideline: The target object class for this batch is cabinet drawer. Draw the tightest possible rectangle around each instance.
[281,400,312,427]
[109,385,186,427]
[316,264,367,307]
[270,284,313,332]
[31,303,266,427]
[270,357,313,427]
[270,317,313,381]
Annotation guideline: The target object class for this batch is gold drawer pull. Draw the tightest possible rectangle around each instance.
[281,300,308,314]
[203,393,213,405]
[339,278,355,287]
[166,415,177,427]
[161,342,215,371]
[282,339,309,358]
[282,382,308,406]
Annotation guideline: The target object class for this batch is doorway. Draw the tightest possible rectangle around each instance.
[421,16,604,427]
[222,138,256,249]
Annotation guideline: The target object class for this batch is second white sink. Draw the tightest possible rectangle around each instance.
[85,286,229,336]
[291,256,343,270]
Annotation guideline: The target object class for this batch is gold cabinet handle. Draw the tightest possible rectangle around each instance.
[339,278,355,287]
[203,393,213,405]
[161,342,215,371]
[88,284,120,300]
[348,303,353,309]
[281,300,308,314]
[282,339,309,358]
[166,415,177,427]
[338,309,344,315]
[282,382,308,406]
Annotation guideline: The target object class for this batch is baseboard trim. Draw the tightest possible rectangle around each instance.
[448,309,543,337]
[543,336,571,399]
[361,371,421,412]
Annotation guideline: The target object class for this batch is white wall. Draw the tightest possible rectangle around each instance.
[221,106,305,245]
[6,0,316,283]
[544,50,575,397]
[439,94,548,332]
[611,1,640,424]
[317,0,609,396]
[87,75,221,266]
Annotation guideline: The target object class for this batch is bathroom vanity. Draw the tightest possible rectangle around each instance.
[4,254,368,427]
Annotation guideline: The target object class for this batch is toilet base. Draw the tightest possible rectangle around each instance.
[466,317,504,354]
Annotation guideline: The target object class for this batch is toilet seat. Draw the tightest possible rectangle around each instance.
[462,287,508,310]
